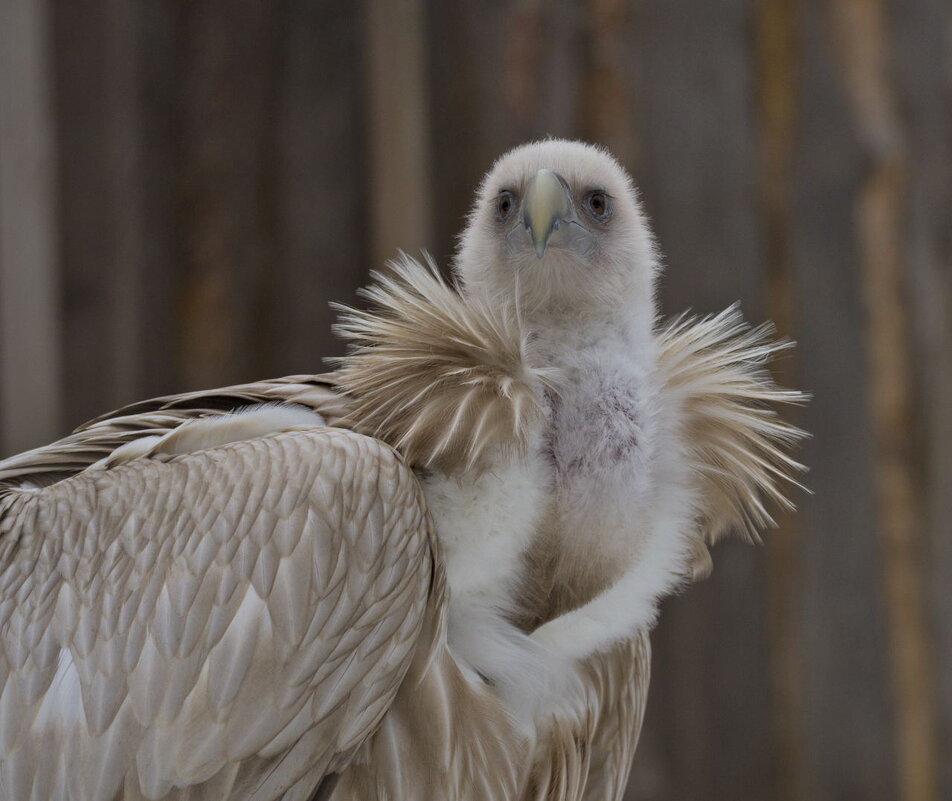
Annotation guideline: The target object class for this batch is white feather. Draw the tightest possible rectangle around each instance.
[90,404,326,469]
[422,445,548,602]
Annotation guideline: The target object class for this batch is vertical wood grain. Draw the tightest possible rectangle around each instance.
[627,3,770,800]
[266,0,369,369]
[793,2,895,797]
[50,0,176,428]
[831,2,937,798]
[756,2,808,799]
[579,0,638,166]
[365,0,433,271]
[889,2,952,796]
[0,0,62,455]
[174,0,281,391]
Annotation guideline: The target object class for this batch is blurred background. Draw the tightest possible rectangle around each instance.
[1,0,949,799]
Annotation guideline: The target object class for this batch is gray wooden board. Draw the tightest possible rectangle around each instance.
[792,3,896,798]
[0,0,62,454]
[625,2,773,798]
[267,0,368,370]
[891,0,952,797]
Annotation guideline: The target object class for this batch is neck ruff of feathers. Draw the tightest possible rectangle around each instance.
[333,255,806,710]
[333,254,805,550]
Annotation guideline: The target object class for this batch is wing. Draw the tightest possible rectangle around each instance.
[334,618,526,801]
[579,633,651,801]
[0,427,435,801]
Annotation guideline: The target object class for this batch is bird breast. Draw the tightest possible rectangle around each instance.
[523,351,662,623]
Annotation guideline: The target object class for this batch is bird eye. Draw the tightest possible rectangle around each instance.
[495,191,516,222]
[583,191,612,221]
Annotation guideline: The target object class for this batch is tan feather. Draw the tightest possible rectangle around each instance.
[657,304,809,569]
[330,254,552,473]
[334,560,526,801]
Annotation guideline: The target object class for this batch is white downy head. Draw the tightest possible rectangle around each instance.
[455,139,658,340]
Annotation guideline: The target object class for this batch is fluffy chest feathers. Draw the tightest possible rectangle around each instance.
[522,343,663,621]
[422,337,661,615]
[419,449,550,605]
[419,338,665,683]
[545,354,655,486]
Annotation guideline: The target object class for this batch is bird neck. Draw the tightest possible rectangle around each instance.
[526,302,656,370]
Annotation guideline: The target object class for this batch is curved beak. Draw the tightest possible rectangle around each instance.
[522,169,576,259]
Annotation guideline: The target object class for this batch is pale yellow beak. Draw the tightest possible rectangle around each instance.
[522,169,575,258]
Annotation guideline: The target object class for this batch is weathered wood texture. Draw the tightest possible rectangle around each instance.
[0,0,62,455]
[1,2,949,799]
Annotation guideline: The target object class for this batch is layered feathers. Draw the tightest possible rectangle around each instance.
[0,377,347,489]
[657,305,809,559]
[0,428,436,801]
[331,255,553,473]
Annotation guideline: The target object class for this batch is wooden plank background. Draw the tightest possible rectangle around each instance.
[1,1,949,799]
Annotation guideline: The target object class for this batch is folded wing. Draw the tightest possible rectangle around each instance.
[0,426,435,801]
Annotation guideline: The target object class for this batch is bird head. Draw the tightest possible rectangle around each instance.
[455,139,658,330]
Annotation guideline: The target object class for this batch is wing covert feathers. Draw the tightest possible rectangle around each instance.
[578,634,651,801]
[331,254,551,473]
[335,581,525,801]
[0,428,435,801]
[657,304,808,560]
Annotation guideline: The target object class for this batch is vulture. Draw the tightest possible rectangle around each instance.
[0,140,806,800]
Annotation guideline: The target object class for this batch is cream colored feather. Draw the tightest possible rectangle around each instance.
[657,305,809,566]
[0,376,346,488]
[0,428,437,801]
[331,254,553,473]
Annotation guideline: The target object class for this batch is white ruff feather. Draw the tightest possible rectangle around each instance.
[331,254,555,473]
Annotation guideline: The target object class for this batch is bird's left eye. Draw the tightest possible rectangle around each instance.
[495,191,516,222]
[583,191,612,221]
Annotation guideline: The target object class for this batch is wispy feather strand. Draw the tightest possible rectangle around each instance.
[657,304,809,563]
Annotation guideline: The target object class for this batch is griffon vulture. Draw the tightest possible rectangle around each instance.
[0,140,806,800]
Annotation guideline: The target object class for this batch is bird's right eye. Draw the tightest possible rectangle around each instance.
[495,191,516,222]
